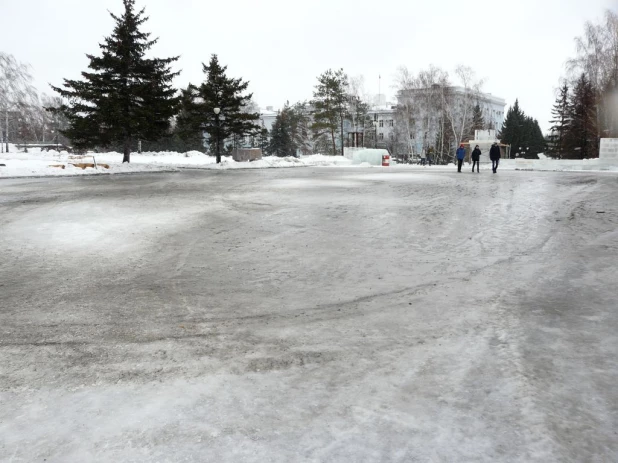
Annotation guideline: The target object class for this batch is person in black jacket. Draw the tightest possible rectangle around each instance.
[471,145,481,173]
[489,142,501,173]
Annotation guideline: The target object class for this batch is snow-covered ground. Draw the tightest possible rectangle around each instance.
[1,168,617,462]
[3,149,617,179]
[0,150,353,178]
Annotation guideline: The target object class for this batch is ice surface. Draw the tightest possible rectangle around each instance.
[1,168,618,462]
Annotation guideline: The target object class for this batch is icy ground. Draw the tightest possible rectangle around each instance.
[1,169,617,462]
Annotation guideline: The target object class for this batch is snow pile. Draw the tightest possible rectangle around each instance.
[300,154,353,166]
[4,148,618,179]
[0,151,356,178]
[0,156,178,178]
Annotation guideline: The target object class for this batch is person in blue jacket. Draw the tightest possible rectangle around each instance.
[456,144,466,172]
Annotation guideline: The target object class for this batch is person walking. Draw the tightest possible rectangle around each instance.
[471,145,481,173]
[427,146,434,166]
[490,142,501,173]
[420,147,427,166]
[456,144,466,172]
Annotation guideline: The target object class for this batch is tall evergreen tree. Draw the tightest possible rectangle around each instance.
[568,73,598,159]
[547,83,571,159]
[179,55,259,163]
[311,69,348,156]
[50,0,179,162]
[499,99,526,158]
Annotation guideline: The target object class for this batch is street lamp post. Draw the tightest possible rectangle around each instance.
[214,107,221,164]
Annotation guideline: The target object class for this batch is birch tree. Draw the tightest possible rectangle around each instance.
[394,65,449,156]
[0,52,38,152]
[442,65,484,152]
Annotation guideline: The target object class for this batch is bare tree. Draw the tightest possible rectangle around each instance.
[0,53,38,152]
[346,75,370,147]
[442,65,485,151]
[394,65,450,158]
[567,10,618,137]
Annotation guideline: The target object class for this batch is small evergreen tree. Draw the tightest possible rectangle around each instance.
[522,117,546,158]
[289,102,313,156]
[268,105,295,157]
[175,85,205,151]
[500,100,546,158]
[180,55,260,163]
[311,69,348,156]
[258,127,269,154]
[50,0,180,162]
[470,103,485,139]
[547,83,571,159]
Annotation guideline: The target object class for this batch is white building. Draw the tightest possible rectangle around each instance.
[259,106,278,132]
[363,106,397,149]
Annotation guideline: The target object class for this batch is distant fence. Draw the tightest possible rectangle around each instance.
[16,143,72,152]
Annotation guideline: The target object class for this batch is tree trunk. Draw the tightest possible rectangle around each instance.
[5,110,8,153]
[330,128,336,156]
[123,139,131,163]
[340,111,345,156]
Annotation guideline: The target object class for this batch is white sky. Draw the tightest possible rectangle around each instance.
[1,0,616,132]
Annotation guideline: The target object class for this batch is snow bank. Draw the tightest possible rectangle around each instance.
[0,151,357,178]
[3,149,618,179]
[0,154,178,178]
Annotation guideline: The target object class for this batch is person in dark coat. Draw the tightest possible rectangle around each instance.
[489,142,501,173]
[471,145,481,173]
[456,144,466,172]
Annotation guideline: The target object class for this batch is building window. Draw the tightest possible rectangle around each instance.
[379,133,384,140]
[379,120,384,127]
[388,120,394,127]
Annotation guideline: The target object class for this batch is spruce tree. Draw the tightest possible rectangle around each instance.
[470,103,485,139]
[268,106,295,157]
[311,69,348,156]
[500,100,526,158]
[258,127,270,154]
[547,83,571,159]
[179,55,260,163]
[499,100,547,158]
[175,85,205,151]
[50,0,179,162]
[522,117,546,158]
[289,102,313,156]
[568,73,598,159]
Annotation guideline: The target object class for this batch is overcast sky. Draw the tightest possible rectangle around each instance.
[1,0,616,132]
